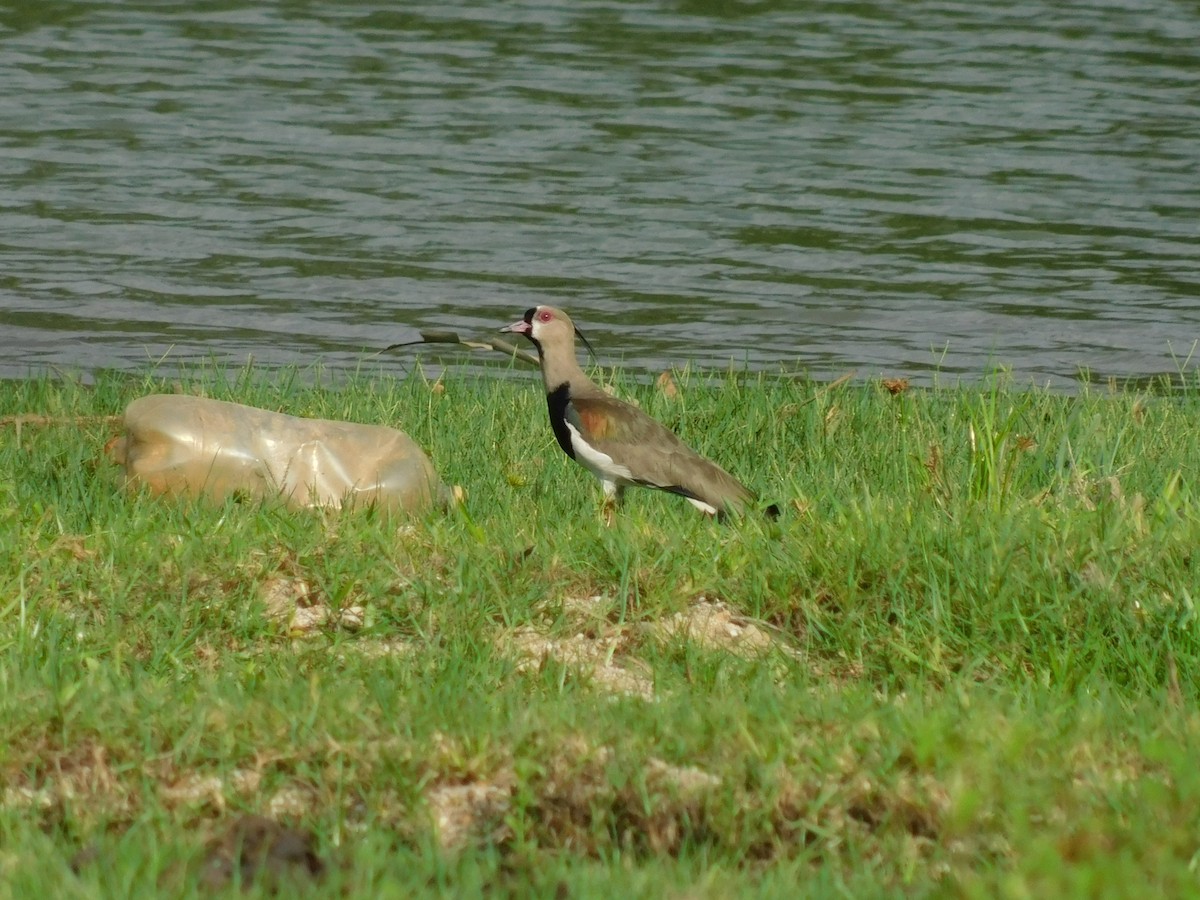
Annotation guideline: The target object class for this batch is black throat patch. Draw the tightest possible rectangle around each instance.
[521,307,543,355]
[545,382,576,460]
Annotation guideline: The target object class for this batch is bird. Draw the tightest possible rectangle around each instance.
[500,305,770,524]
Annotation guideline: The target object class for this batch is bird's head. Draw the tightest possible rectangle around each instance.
[500,306,595,359]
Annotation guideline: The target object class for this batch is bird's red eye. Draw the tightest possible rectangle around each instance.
[538,310,553,322]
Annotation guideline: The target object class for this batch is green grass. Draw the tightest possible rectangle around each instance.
[2,362,1200,897]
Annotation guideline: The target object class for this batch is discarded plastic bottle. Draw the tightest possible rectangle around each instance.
[107,394,447,512]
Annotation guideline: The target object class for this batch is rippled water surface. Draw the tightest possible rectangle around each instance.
[1,1,1198,385]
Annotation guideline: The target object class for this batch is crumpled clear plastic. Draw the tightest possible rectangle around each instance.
[107,394,446,512]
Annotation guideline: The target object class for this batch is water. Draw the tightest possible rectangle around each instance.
[1,1,1198,387]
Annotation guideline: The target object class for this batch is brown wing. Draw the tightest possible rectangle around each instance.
[568,395,753,513]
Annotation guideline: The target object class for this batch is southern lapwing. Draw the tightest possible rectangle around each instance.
[501,305,765,524]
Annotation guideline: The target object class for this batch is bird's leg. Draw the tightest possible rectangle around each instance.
[601,481,623,527]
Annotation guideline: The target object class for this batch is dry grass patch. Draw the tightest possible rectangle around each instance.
[415,732,729,859]
[518,735,724,858]
[2,741,134,822]
[751,756,954,866]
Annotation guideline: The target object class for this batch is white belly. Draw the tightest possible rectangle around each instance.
[565,422,633,484]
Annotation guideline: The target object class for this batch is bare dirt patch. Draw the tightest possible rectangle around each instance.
[497,595,797,700]
[259,575,364,635]
[503,626,655,700]
[427,780,515,851]
[646,597,781,657]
